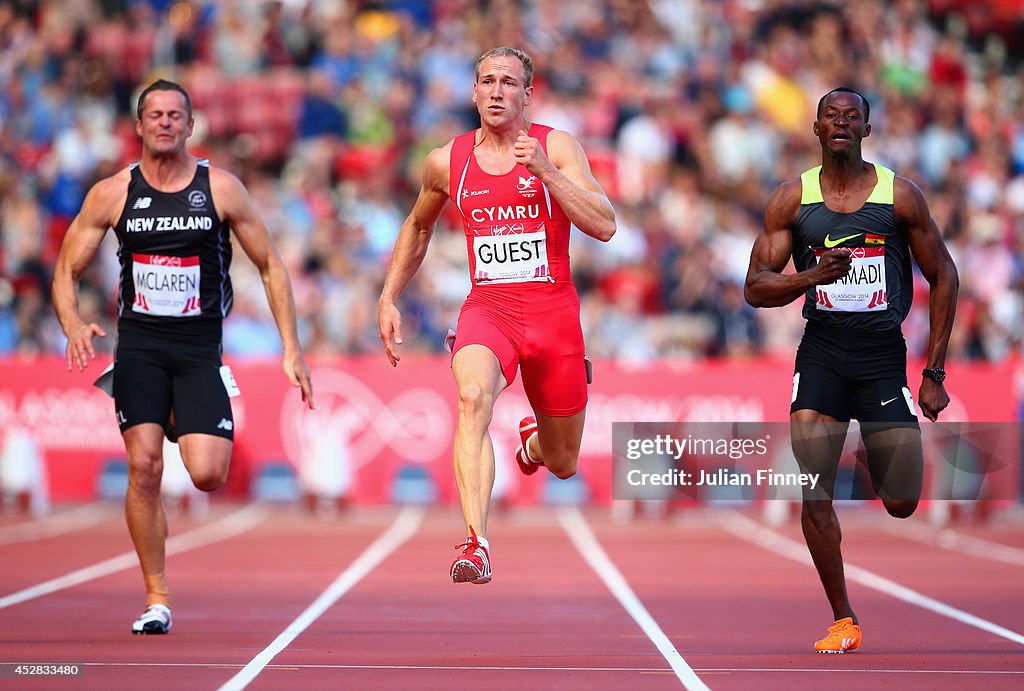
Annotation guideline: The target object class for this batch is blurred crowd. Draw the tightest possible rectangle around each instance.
[0,0,1022,364]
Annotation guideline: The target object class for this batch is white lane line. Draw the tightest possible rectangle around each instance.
[558,508,710,691]
[0,505,266,609]
[723,513,1024,646]
[693,668,1023,675]
[878,522,1024,567]
[15,661,1024,675]
[217,506,424,691]
[0,504,114,547]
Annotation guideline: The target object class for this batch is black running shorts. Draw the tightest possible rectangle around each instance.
[790,321,919,432]
[112,320,235,440]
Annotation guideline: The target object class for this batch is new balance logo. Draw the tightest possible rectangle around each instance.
[133,197,152,210]
[217,418,233,431]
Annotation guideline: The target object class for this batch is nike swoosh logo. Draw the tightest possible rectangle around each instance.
[823,233,863,248]
[881,397,898,406]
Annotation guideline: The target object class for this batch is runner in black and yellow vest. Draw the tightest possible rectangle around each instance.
[744,88,959,653]
[793,162,911,330]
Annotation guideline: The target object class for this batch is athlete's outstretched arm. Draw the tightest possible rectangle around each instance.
[744,181,853,308]
[515,129,615,242]
[52,175,123,371]
[897,177,959,421]
[211,168,314,410]
[378,146,450,366]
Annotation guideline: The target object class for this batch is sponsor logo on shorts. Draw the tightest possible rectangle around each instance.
[132,196,152,210]
[880,397,898,406]
[902,386,917,416]
[217,418,233,431]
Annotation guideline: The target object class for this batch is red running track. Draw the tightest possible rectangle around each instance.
[0,502,1021,690]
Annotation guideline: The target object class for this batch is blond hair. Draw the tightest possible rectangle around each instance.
[475,47,534,87]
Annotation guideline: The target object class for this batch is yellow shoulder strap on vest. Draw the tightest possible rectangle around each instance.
[800,166,823,204]
[865,162,895,204]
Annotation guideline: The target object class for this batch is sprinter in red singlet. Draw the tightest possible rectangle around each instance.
[379,47,615,584]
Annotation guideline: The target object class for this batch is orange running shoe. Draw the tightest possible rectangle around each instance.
[450,526,491,584]
[515,416,541,475]
[814,617,862,653]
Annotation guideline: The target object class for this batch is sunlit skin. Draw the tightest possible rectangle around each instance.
[743,88,959,639]
[52,82,316,617]
[815,91,871,159]
[378,50,616,552]
[473,57,533,134]
[136,90,194,159]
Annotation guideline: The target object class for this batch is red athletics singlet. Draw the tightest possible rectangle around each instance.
[447,124,587,416]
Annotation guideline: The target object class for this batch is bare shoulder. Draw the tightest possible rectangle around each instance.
[207,164,247,197]
[91,166,131,200]
[545,128,578,147]
[764,178,802,228]
[421,142,453,192]
[83,167,132,225]
[544,128,584,160]
[892,173,930,223]
[424,141,453,169]
[207,165,252,221]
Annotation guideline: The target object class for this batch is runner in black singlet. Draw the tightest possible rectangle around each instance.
[744,88,958,653]
[52,80,314,635]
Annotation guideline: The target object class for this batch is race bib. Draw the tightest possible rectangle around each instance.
[132,253,201,316]
[813,244,887,312]
[471,222,550,284]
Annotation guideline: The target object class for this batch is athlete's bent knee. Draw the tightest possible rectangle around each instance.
[550,461,577,480]
[801,499,833,525]
[128,457,163,495]
[190,466,228,493]
[884,499,917,519]
[539,432,582,480]
[457,383,494,420]
[543,448,579,480]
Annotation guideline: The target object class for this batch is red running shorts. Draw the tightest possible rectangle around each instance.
[451,282,587,416]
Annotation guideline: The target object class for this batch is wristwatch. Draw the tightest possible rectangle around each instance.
[922,367,946,384]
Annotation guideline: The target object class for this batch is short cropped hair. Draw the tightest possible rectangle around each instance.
[475,47,534,88]
[137,79,193,121]
[817,87,870,123]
